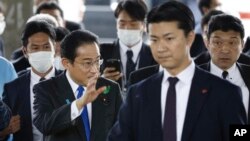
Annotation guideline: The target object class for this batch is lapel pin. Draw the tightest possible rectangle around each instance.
[201,89,208,94]
[103,86,111,94]
[65,99,70,104]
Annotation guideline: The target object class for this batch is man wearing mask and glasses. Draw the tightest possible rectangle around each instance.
[100,0,157,99]
[1,20,62,141]
[33,30,122,141]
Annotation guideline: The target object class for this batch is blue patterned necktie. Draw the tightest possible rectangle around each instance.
[77,86,90,141]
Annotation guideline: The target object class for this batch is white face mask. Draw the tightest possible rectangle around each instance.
[53,56,65,70]
[0,21,6,35]
[28,51,54,73]
[117,29,142,46]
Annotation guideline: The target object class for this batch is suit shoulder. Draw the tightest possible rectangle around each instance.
[97,77,119,86]
[5,71,28,87]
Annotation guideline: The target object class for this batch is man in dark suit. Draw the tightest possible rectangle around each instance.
[1,20,62,141]
[107,1,246,141]
[33,30,122,141]
[198,14,250,122]
[100,1,157,97]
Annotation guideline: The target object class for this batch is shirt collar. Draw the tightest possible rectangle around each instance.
[210,61,237,78]
[66,71,86,96]
[119,39,143,59]
[162,61,195,85]
[31,67,55,82]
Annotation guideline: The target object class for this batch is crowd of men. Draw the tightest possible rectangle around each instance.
[0,0,250,141]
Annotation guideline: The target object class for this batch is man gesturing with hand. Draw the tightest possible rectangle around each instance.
[33,30,122,141]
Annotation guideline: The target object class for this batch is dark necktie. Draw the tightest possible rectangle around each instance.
[222,71,228,79]
[77,86,90,141]
[39,77,45,82]
[126,50,136,81]
[163,77,179,141]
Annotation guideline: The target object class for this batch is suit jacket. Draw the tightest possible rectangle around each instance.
[107,67,246,141]
[100,40,157,87]
[243,36,250,56]
[2,69,62,141]
[194,51,250,65]
[198,62,250,122]
[65,20,83,32]
[190,34,206,58]
[10,48,30,73]
[128,64,159,86]
[33,73,122,141]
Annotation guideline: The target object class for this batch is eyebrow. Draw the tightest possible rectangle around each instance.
[150,33,173,38]
[80,56,101,61]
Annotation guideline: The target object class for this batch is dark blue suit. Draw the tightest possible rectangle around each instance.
[198,62,250,123]
[2,69,62,141]
[107,67,246,141]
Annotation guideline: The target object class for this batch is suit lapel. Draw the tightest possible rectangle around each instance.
[144,72,163,140]
[236,63,250,122]
[56,73,86,140]
[22,71,33,139]
[112,40,121,61]
[182,67,210,141]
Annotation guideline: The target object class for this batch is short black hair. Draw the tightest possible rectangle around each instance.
[55,27,70,42]
[201,10,224,30]
[21,20,56,47]
[147,1,195,36]
[61,30,99,62]
[35,1,64,18]
[114,0,147,21]
[207,14,245,39]
[198,0,212,15]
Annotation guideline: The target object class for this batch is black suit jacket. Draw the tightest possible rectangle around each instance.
[10,48,30,73]
[198,62,250,122]
[100,40,157,87]
[128,64,159,86]
[65,20,83,32]
[243,36,250,56]
[33,73,122,141]
[107,67,246,141]
[194,51,250,65]
[2,69,62,141]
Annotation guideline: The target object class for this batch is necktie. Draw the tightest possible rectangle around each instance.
[126,50,136,81]
[77,86,90,141]
[163,77,179,141]
[39,77,45,82]
[222,71,228,79]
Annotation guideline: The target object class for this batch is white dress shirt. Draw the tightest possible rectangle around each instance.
[30,67,55,141]
[161,61,195,141]
[67,71,92,128]
[210,62,249,115]
[119,40,142,81]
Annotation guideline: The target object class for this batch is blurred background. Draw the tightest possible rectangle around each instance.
[1,0,250,59]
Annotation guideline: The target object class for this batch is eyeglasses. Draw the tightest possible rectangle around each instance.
[74,59,103,70]
[209,38,241,49]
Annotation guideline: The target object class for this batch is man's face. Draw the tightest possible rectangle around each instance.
[116,10,144,30]
[24,32,55,54]
[63,43,101,86]
[40,9,64,27]
[207,30,243,70]
[148,21,194,75]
